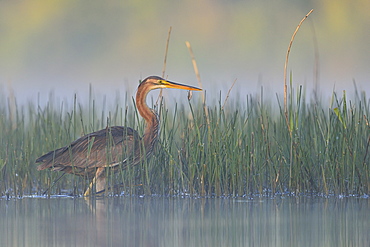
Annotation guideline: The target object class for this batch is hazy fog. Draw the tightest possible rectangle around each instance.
[1,0,369,106]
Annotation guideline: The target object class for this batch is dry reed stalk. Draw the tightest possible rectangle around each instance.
[283,9,313,132]
[157,27,172,104]
[222,79,237,110]
[185,41,210,128]
[162,27,172,78]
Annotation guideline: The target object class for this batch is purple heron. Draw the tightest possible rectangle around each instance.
[36,76,202,196]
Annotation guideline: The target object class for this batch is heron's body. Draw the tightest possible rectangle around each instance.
[36,126,142,178]
[36,76,201,196]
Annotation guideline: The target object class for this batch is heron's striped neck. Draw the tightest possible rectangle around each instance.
[136,82,160,156]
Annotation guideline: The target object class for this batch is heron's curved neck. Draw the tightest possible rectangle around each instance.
[136,83,159,150]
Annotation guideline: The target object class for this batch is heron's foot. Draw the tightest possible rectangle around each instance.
[83,187,92,197]
[83,186,105,196]
[84,182,129,196]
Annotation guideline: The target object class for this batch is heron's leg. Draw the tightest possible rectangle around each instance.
[84,178,95,197]
[95,167,106,194]
[83,167,106,196]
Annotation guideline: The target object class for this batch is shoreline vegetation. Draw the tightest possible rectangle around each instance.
[0,86,369,198]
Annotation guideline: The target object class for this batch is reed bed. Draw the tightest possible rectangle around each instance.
[0,86,369,198]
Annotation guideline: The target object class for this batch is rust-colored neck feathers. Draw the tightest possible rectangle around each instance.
[136,81,159,155]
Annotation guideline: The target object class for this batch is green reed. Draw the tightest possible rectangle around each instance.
[0,86,369,198]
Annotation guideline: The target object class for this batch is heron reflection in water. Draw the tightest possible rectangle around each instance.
[36,76,202,196]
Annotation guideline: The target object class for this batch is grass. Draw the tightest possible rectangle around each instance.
[0,84,369,198]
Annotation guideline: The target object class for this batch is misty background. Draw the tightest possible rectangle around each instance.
[1,0,369,107]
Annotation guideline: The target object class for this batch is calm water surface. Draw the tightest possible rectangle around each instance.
[1,196,369,247]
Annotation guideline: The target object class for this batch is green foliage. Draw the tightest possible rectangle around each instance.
[1,87,369,198]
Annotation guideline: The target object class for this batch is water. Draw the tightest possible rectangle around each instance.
[1,196,369,247]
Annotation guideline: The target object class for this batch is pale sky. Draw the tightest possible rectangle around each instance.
[1,0,369,106]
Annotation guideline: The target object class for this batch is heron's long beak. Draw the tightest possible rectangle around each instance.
[162,79,202,91]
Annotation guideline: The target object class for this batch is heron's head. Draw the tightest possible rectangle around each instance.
[140,76,202,91]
